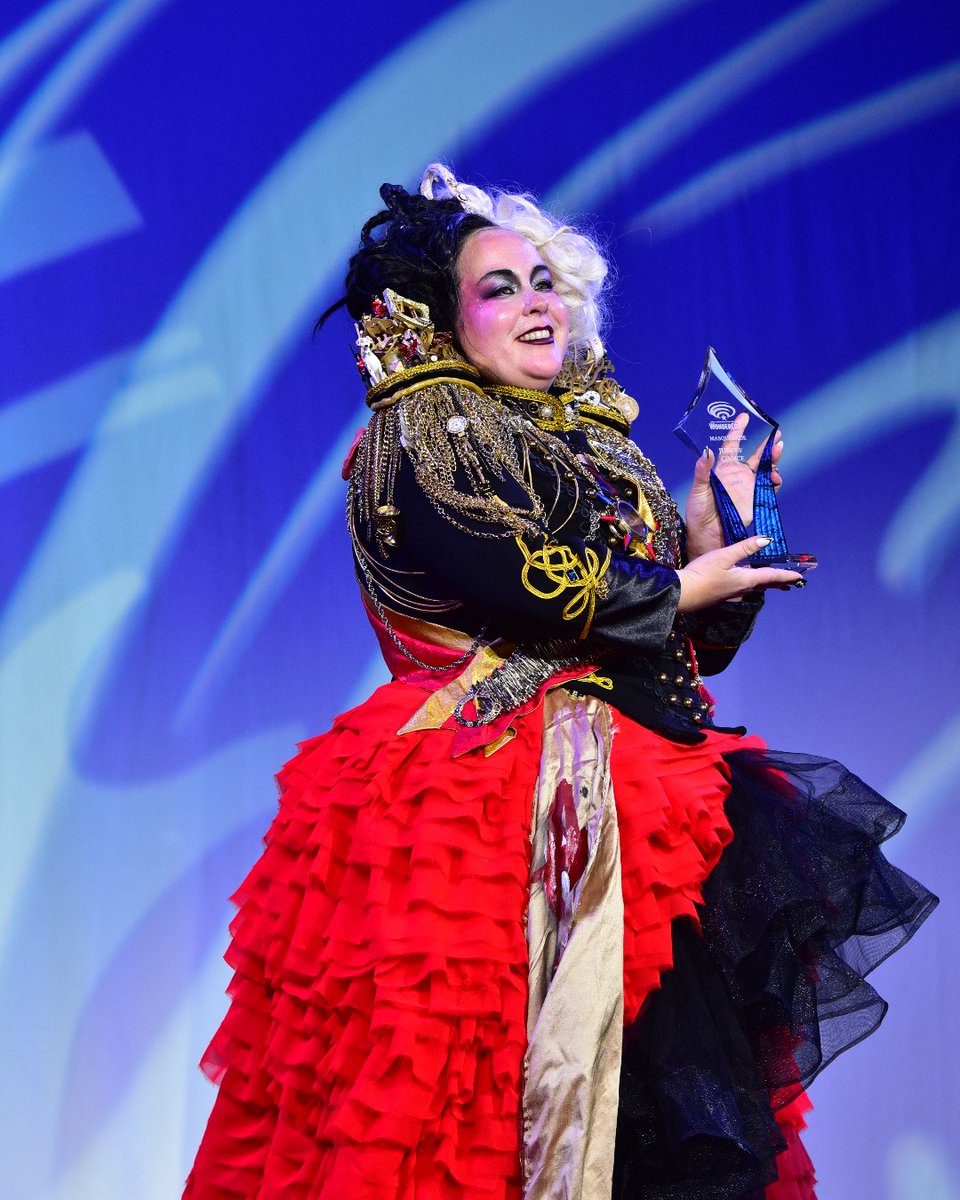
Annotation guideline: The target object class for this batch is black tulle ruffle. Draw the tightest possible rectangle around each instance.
[612,749,938,1200]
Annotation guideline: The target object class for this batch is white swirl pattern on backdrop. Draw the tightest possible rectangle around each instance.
[0,1,956,1196]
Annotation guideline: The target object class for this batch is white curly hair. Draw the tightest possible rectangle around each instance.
[420,163,609,359]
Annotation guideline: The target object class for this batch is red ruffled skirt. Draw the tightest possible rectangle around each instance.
[183,679,815,1199]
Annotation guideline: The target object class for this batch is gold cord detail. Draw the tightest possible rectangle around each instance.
[515,535,611,638]
[576,671,614,690]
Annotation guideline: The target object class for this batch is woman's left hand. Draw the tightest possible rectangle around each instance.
[684,413,782,560]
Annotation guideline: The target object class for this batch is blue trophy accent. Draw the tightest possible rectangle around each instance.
[675,348,817,573]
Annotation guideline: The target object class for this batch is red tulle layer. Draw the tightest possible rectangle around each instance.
[184,681,807,1199]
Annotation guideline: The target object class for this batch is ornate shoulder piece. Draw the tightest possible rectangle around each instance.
[554,347,640,433]
[354,288,480,409]
[555,346,682,567]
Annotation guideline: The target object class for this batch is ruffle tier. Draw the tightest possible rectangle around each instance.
[184,680,537,1199]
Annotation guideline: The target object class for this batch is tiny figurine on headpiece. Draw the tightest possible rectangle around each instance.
[353,288,460,387]
[355,332,387,385]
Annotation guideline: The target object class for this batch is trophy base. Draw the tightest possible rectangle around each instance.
[745,552,818,573]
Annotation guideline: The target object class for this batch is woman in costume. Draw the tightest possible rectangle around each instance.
[183,164,936,1200]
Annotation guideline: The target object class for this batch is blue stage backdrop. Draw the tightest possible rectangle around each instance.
[1,2,957,1196]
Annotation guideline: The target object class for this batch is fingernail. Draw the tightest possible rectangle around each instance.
[702,447,711,460]
[793,579,806,588]
[756,537,772,547]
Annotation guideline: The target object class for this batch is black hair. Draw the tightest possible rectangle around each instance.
[317,183,493,332]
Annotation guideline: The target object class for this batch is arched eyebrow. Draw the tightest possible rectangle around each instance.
[476,263,553,287]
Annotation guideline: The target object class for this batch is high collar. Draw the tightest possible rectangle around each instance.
[484,382,632,436]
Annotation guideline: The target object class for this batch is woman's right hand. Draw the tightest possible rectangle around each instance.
[677,536,802,611]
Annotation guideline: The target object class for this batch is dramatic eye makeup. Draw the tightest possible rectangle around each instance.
[476,264,553,297]
[479,270,516,297]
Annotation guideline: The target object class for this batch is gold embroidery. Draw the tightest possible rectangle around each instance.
[484,384,578,432]
[516,535,611,638]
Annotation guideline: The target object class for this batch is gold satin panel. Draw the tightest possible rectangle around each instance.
[522,692,623,1200]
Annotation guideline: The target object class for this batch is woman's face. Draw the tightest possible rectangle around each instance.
[455,227,569,390]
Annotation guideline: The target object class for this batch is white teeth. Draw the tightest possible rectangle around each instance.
[519,329,551,342]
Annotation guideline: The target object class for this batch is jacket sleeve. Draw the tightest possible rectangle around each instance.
[682,595,764,676]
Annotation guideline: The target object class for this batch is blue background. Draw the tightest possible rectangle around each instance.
[0,1,957,1196]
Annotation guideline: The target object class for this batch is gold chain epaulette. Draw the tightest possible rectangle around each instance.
[349,292,561,545]
[398,380,546,539]
[502,352,681,567]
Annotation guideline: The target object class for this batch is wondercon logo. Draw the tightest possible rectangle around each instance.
[706,399,738,420]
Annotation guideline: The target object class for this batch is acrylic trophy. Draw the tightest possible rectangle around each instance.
[674,347,817,573]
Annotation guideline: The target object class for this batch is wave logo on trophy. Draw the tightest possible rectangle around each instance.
[675,347,817,574]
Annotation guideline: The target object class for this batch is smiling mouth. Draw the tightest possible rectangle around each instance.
[517,327,554,344]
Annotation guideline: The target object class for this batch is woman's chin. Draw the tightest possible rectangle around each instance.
[492,360,563,391]
[492,373,556,391]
